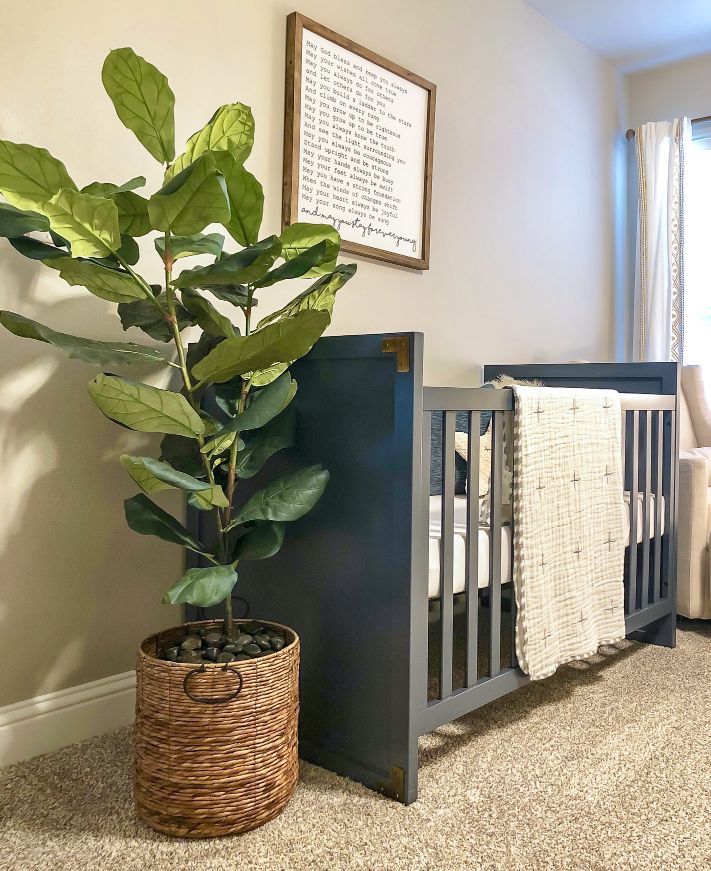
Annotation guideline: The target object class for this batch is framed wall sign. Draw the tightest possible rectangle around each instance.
[283,12,436,270]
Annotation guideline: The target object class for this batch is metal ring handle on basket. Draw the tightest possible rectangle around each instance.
[182,663,244,705]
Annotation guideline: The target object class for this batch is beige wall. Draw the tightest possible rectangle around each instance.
[0,0,621,707]
[627,52,711,127]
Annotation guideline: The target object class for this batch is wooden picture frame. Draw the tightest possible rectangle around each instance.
[283,12,436,270]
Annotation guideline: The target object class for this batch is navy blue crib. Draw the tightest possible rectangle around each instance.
[187,333,678,804]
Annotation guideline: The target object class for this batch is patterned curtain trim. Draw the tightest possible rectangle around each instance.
[673,120,686,364]
[672,118,691,365]
[636,131,648,361]
[634,118,688,363]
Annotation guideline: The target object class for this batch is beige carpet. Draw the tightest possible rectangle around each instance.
[1,621,709,871]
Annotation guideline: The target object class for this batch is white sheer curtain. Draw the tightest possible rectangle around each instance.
[633,118,691,362]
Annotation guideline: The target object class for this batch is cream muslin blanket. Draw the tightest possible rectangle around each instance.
[511,386,626,680]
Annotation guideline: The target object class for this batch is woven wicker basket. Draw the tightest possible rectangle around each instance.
[134,619,300,838]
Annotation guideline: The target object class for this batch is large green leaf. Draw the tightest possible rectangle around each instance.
[121,456,227,509]
[38,189,120,258]
[8,236,66,261]
[213,380,245,417]
[254,240,338,288]
[121,455,170,495]
[49,231,70,249]
[148,154,230,236]
[155,232,224,261]
[160,433,205,478]
[168,103,255,179]
[185,332,223,371]
[180,288,238,339]
[188,484,230,511]
[47,256,146,303]
[258,264,357,329]
[204,285,251,307]
[192,310,329,385]
[213,151,263,246]
[81,176,146,197]
[124,493,207,555]
[114,191,151,237]
[231,521,286,561]
[236,409,296,479]
[225,465,329,530]
[118,293,194,342]
[0,140,76,211]
[200,430,237,457]
[0,310,169,367]
[279,223,340,277]
[247,361,289,388]
[102,48,175,164]
[120,454,212,493]
[163,565,237,608]
[0,202,50,238]
[220,372,295,433]
[88,373,205,437]
[172,235,281,289]
[78,179,150,237]
[95,234,140,269]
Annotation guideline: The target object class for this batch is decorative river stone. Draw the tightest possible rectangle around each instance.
[180,635,202,651]
[160,624,289,663]
[253,634,271,650]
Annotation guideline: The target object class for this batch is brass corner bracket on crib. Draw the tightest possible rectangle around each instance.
[377,765,406,801]
[381,336,410,372]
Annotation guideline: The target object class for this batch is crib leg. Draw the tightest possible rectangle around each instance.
[379,735,418,804]
[629,612,676,648]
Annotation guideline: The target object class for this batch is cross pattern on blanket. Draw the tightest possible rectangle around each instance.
[511,386,627,681]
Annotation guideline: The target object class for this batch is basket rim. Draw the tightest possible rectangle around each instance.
[138,618,299,668]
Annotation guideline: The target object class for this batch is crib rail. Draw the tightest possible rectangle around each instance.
[620,394,677,629]
[418,386,677,736]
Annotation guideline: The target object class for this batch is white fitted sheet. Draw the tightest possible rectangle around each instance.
[427,492,665,599]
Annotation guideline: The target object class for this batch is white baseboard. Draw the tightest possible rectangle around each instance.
[0,671,136,767]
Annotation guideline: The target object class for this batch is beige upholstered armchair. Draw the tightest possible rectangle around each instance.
[677,365,711,618]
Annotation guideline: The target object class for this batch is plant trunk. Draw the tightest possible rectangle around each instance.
[224,594,234,640]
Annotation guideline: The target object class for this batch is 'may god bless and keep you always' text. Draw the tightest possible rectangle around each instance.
[297,30,428,258]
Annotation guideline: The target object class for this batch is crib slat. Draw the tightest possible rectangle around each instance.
[505,411,516,668]
[621,407,627,481]
[662,410,676,600]
[421,410,432,711]
[627,411,639,615]
[465,412,481,687]
[641,411,652,608]
[439,411,455,700]
[653,410,663,603]
[489,411,503,677]
[510,477,517,670]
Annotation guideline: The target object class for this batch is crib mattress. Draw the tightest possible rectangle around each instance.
[427,492,665,599]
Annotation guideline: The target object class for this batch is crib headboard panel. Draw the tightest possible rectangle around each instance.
[187,332,426,797]
[483,362,678,397]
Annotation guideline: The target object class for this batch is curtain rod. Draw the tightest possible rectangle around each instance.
[626,114,711,140]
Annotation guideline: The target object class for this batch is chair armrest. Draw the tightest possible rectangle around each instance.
[677,453,711,618]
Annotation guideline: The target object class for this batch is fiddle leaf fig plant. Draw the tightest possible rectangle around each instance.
[0,48,356,639]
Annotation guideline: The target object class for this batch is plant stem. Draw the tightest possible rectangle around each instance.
[161,229,233,638]
[218,287,255,637]
[223,287,253,526]
[114,253,166,314]
[225,594,233,636]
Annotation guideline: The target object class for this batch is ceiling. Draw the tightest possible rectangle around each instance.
[525,0,711,72]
